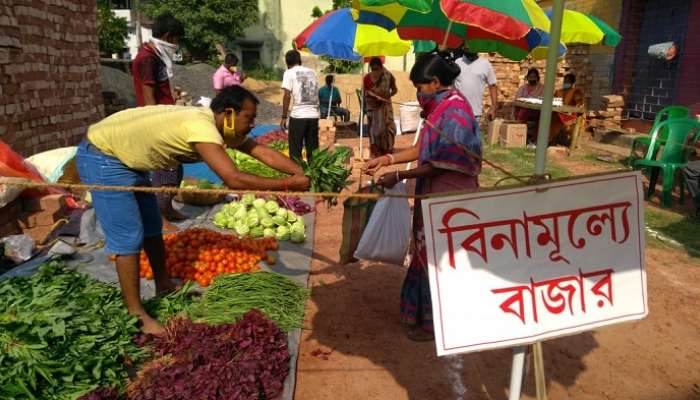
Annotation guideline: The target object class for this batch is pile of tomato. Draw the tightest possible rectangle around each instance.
[139,228,278,287]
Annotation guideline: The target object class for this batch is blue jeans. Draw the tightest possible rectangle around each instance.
[76,140,162,255]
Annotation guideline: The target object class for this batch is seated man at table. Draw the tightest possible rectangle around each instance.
[549,73,585,146]
[515,68,545,143]
[318,74,350,122]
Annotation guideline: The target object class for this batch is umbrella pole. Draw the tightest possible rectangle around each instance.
[328,82,334,119]
[508,2,566,400]
[359,63,365,161]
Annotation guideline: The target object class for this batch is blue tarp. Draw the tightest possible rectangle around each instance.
[182,124,279,184]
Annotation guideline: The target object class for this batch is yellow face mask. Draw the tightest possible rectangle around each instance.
[223,108,236,139]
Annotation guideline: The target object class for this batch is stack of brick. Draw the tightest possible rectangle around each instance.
[587,95,625,130]
[318,119,336,150]
[102,91,128,117]
[488,45,594,117]
[16,194,66,244]
[0,0,104,157]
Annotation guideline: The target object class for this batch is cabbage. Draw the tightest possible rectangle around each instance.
[290,231,305,243]
[265,200,279,214]
[241,193,256,206]
[272,215,286,226]
[275,225,290,241]
[253,198,267,209]
[292,218,304,229]
[233,206,248,221]
[246,213,260,227]
[290,220,305,234]
[261,217,275,228]
[235,223,250,237]
[275,208,288,219]
[263,228,276,238]
[256,207,270,219]
[213,213,227,226]
[226,219,237,229]
[287,210,298,223]
[250,226,264,238]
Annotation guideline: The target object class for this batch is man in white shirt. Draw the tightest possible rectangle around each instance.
[454,48,499,122]
[280,50,320,163]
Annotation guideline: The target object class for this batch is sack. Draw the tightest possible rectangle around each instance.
[26,146,77,183]
[339,184,379,265]
[354,182,412,265]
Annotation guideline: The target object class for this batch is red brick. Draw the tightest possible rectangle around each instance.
[22,224,54,244]
[22,194,66,213]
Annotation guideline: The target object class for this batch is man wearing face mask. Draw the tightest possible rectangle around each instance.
[76,86,310,335]
[132,13,187,224]
[454,47,499,122]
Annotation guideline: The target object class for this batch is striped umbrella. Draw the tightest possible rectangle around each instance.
[294,8,411,61]
[353,0,559,61]
[547,8,622,46]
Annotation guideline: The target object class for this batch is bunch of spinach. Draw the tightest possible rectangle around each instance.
[0,261,144,399]
[300,147,352,206]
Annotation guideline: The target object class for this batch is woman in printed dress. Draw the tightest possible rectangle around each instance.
[363,53,482,341]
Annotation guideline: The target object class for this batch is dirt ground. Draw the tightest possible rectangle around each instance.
[244,71,418,125]
[292,134,700,400]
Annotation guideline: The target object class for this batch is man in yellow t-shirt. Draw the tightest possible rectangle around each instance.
[76,85,309,335]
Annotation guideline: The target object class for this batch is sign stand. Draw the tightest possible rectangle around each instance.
[508,0,566,398]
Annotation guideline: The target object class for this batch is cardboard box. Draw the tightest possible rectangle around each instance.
[499,122,527,148]
[486,119,504,145]
[22,194,66,213]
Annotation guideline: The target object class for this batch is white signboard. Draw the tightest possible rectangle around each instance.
[422,172,648,356]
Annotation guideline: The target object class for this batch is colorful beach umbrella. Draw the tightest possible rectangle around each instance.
[359,0,432,13]
[353,0,557,61]
[546,8,622,46]
[294,8,411,62]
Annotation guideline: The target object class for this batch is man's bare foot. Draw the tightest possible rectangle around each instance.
[139,314,166,335]
[162,208,188,221]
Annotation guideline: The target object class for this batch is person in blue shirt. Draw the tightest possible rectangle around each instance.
[318,74,350,122]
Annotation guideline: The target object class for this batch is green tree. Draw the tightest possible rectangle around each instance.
[96,1,129,56]
[142,0,259,61]
[332,0,351,9]
[311,6,323,18]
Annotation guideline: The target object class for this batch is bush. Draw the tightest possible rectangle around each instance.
[246,64,282,81]
[97,1,129,56]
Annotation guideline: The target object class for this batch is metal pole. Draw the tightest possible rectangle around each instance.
[359,63,365,161]
[509,2,566,399]
[508,346,527,400]
[533,0,566,176]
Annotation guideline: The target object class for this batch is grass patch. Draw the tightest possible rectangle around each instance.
[645,207,700,256]
[480,145,570,186]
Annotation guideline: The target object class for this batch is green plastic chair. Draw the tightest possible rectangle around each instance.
[628,105,689,165]
[632,118,700,207]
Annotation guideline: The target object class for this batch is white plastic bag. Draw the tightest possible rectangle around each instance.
[354,182,411,265]
[3,235,35,263]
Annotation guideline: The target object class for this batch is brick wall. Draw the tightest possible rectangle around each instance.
[487,45,594,118]
[537,0,623,110]
[675,0,700,116]
[0,0,104,157]
[624,0,690,120]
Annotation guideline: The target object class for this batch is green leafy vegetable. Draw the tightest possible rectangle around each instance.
[0,261,144,399]
[186,272,310,331]
[300,147,352,207]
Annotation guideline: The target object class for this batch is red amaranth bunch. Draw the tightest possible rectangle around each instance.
[127,311,290,400]
[78,388,123,400]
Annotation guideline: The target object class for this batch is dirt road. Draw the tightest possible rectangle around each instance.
[294,135,700,400]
